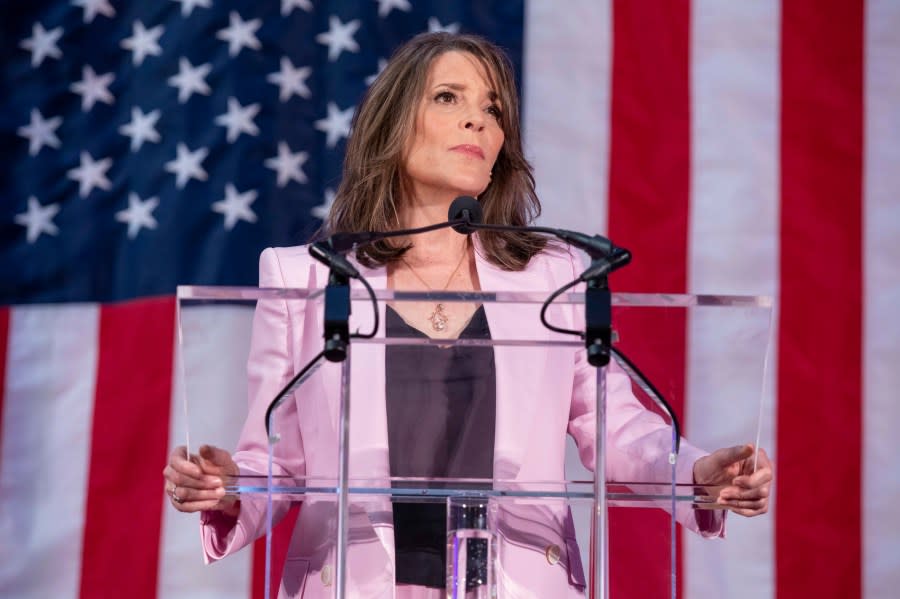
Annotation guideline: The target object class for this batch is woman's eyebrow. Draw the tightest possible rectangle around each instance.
[432,81,466,90]
[432,81,500,101]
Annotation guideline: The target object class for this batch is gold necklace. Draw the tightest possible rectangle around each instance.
[400,247,468,332]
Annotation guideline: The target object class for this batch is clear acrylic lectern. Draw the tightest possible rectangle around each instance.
[176,283,772,599]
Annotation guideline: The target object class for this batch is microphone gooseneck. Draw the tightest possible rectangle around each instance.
[448,196,626,262]
[320,200,478,258]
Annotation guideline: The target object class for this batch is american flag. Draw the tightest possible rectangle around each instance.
[1,1,898,598]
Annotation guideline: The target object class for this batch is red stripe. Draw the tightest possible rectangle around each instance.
[251,505,300,599]
[0,307,8,463]
[79,297,175,599]
[778,2,863,597]
[607,1,691,597]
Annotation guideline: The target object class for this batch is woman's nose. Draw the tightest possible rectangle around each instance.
[464,117,485,132]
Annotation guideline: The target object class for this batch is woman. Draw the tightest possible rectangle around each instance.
[163,32,773,598]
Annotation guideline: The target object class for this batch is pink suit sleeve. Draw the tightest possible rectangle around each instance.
[561,250,725,538]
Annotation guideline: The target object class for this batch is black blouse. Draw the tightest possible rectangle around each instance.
[385,305,496,588]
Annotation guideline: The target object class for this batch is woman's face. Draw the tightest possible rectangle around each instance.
[403,51,505,202]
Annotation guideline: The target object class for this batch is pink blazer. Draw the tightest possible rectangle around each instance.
[200,238,722,598]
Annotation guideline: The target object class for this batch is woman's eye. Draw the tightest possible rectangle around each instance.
[486,105,502,120]
[434,91,456,103]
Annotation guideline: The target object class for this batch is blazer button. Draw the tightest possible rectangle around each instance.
[545,544,561,566]
[321,565,333,586]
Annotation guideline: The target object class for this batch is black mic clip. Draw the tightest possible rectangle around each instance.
[579,247,632,367]
[309,240,357,362]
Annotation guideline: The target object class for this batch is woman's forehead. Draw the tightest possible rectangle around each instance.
[425,51,498,93]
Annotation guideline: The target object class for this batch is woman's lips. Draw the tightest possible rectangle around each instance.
[450,144,485,159]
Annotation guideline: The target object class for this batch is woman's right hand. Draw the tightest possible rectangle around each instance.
[163,444,240,517]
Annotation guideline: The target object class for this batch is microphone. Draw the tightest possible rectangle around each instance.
[448,196,483,234]
[309,240,361,279]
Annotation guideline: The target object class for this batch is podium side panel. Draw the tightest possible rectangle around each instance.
[160,304,253,599]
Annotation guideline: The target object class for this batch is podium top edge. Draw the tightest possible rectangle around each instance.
[176,285,773,308]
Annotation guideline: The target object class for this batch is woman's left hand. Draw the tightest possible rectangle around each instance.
[692,444,773,517]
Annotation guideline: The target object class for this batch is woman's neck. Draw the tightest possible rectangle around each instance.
[401,227,470,266]
[399,190,454,227]
[398,194,471,266]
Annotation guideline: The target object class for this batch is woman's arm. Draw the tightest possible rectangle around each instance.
[556,246,728,536]
[198,247,310,561]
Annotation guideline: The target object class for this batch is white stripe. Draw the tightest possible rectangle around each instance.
[685,3,780,598]
[864,2,900,597]
[525,0,614,575]
[524,0,611,234]
[158,304,254,599]
[0,305,99,599]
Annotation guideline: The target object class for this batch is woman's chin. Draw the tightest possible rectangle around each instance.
[408,178,490,202]
[452,180,490,199]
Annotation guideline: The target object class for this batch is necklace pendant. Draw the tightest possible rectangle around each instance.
[429,303,449,332]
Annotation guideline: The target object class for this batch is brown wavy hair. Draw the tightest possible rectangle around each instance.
[324,32,547,271]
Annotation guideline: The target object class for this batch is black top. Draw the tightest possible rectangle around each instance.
[385,305,496,588]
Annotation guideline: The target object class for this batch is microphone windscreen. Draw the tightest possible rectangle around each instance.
[449,196,483,233]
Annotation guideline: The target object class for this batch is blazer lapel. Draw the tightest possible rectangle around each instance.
[305,257,390,481]
[473,237,551,480]
[346,261,391,480]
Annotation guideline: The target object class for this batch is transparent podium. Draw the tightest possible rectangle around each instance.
[176,284,772,599]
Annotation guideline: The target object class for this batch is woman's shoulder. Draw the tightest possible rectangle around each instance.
[260,244,315,270]
[528,240,585,281]
[258,244,319,287]
[262,243,312,263]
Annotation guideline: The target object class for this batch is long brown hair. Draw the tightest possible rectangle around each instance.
[324,32,547,271]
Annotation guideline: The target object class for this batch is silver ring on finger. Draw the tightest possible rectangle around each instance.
[171,485,184,504]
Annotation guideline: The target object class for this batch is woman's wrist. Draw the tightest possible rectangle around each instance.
[220,498,241,519]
